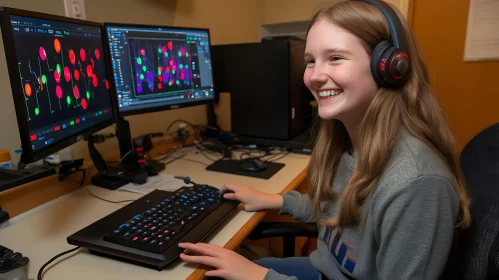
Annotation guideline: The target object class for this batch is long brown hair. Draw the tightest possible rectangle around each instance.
[307,1,470,229]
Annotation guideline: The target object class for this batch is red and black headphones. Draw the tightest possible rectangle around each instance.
[359,0,411,88]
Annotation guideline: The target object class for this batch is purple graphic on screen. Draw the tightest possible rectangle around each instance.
[129,37,192,97]
[146,72,154,84]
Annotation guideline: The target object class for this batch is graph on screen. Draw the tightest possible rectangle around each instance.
[15,35,109,126]
[128,38,192,97]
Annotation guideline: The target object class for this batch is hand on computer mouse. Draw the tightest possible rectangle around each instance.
[220,183,283,212]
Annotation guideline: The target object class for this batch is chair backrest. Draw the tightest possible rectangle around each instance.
[456,122,499,280]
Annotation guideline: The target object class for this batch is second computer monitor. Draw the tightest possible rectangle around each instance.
[104,23,216,116]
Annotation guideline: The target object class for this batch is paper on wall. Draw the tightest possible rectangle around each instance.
[464,0,499,61]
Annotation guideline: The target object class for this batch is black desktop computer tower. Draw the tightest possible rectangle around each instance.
[212,39,313,141]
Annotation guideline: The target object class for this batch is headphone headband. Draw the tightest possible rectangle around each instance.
[359,0,408,52]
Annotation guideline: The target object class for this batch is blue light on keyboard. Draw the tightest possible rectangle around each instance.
[98,181,240,259]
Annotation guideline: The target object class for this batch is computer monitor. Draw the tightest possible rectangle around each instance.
[0,8,115,165]
[103,23,216,117]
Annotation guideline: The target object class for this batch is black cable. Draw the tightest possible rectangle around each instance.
[38,246,81,280]
[196,123,225,133]
[78,168,86,185]
[197,149,222,162]
[240,150,267,160]
[159,151,210,166]
[178,158,209,166]
[263,152,283,162]
[86,187,136,204]
[266,152,290,162]
[155,147,181,161]
[162,153,188,165]
[117,149,134,165]
[165,119,203,140]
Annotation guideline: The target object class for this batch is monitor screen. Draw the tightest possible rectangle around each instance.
[5,13,113,156]
[105,24,215,115]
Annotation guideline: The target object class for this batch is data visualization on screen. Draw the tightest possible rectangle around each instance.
[105,24,215,115]
[8,15,113,153]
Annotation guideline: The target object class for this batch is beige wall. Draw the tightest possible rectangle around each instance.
[412,0,499,148]
[0,0,263,162]
[262,0,335,24]
[173,0,263,45]
[262,0,410,24]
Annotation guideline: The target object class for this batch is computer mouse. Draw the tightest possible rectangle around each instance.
[238,158,268,172]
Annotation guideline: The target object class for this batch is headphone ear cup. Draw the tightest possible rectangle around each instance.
[370,40,391,87]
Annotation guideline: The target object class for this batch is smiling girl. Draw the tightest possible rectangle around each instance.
[178,1,470,279]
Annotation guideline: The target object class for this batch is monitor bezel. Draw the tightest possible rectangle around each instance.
[102,22,219,118]
[0,7,116,164]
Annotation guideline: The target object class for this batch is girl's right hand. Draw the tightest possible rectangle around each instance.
[220,183,283,212]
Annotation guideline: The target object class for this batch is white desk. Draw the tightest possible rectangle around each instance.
[0,151,310,280]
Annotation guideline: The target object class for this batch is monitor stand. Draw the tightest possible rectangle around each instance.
[88,118,149,190]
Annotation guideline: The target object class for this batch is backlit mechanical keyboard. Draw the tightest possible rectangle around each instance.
[104,184,226,253]
[67,184,240,270]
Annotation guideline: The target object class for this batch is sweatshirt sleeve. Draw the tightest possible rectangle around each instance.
[279,190,315,223]
[375,175,459,279]
[263,269,299,280]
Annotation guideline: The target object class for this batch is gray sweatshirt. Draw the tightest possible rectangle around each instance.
[264,132,460,280]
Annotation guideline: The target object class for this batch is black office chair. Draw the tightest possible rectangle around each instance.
[248,221,318,258]
[454,122,499,280]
